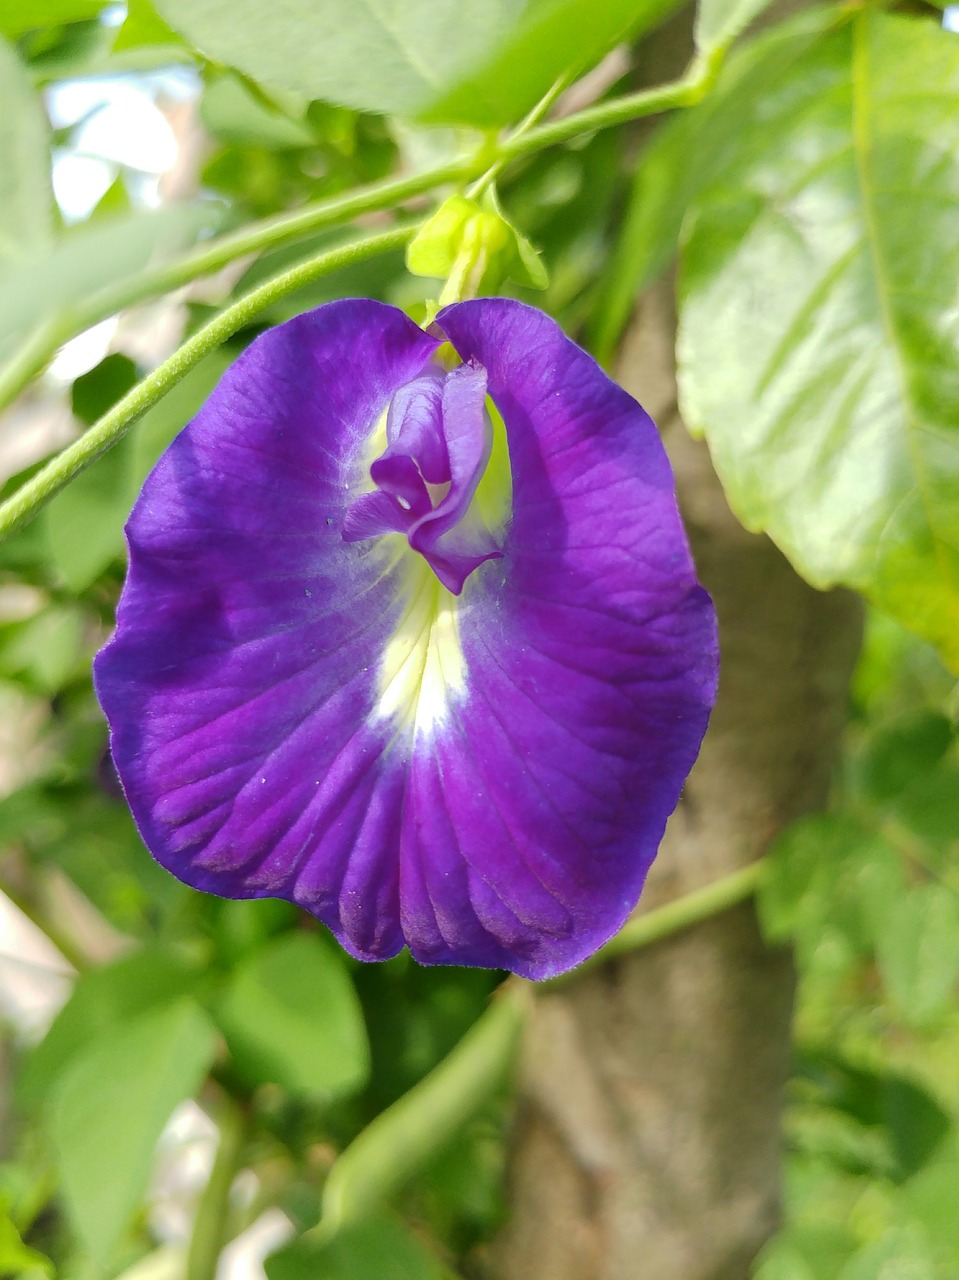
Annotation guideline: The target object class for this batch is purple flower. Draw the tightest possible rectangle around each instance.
[94,299,717,979]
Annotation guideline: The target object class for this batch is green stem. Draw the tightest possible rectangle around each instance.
[548,859,768,984]
[306,860,765,1245]
[467,72,572,200]
[0,160,471,414]
[313,980,529,1243]
[0,224,416,540]
[497,50,720,161]
[0,52,723,416]
[0,317,70,414]
[186,1095,248,1280]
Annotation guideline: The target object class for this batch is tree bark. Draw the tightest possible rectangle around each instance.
[489,273,862,1280]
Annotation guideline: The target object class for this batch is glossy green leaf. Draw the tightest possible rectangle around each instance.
[875,884,959,1026]
[49,999,217,1265]
[678,10,959,670]
[265,1208,451,1280]
[0,38,54,263]
[215,933,370,1100]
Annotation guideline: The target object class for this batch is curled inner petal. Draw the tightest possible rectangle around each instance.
[343,359,504,594]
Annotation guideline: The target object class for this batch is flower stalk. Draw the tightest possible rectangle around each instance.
[186,1095,249,1280]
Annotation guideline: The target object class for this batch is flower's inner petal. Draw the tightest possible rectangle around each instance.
[385,374,449,483]
[344,359,506,595]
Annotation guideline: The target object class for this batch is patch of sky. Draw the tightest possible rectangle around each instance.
[47,68,200,221]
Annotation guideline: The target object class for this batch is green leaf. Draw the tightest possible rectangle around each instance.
[853,710,954,806]
[883,1076,951,1183]
[888,759,959,860]
[49,999,217,1265]
[0,37,54,263]
[0,204,221,359]
[875,883,959,1026]
[754,1228,856,1280]
[42,355,142,591]
[112,0,184,53]
[839,1226,937,1280]
[801,1057,951,1184]
[901,1135,959,1261]
[152,0,679,125]
[200,73,316,149]
[215,933,370,1100]
[71,352,141,426]
[587,110,695,363]
[0,1208,54,1278]
[0,0,109,36]
[42,439,135,592]
[0,603,86,693]
[265,1208,451,1280]
[130,347,235,485]
[753,1242,818,1280]
[420,0,684,127]
[757,813,903,960]
[677,10,959,670]
[19,947,204,1111]
[152,0,512,118]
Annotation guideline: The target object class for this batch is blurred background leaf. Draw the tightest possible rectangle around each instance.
[216,932,370,1101]
[49,999,217,1265]
[0,37,55,262]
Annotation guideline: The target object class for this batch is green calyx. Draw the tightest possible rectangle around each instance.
[407,189,548,307]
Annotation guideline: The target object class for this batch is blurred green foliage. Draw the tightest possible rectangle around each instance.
[755,615,959,1280]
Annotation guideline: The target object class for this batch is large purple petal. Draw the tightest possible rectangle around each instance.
[95,300,440,959]
[401,297,718,974]
[96,297,717,980]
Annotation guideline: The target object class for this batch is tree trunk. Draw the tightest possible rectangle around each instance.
[489,272,862,1279]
